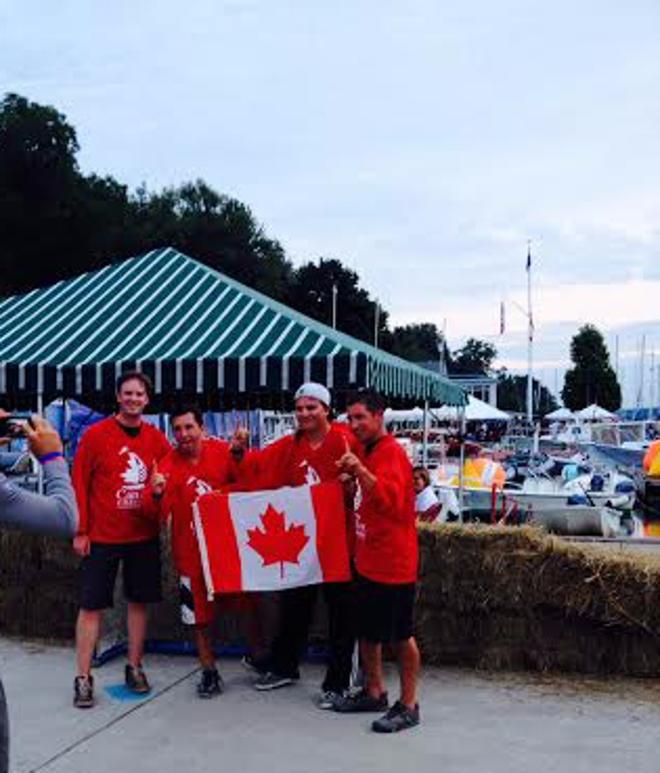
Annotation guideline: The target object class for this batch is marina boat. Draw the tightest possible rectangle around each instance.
[526,505,640,538]
[435,467,636,517]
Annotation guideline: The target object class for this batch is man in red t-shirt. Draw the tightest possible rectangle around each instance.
[71,372,170,709]
[248,383,359,708]
[147,406,264,698]
[334,389,421,733]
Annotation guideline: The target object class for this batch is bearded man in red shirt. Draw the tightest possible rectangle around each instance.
[71,372,171,709]
[248,383,359,709]
[148,406,264,698]
[334,389,421,733]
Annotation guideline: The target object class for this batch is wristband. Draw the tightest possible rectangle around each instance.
[38,451,65,464]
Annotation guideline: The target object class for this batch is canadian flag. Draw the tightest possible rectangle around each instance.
[193,481,350,596]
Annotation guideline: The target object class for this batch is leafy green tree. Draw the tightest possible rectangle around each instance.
[561,324,621,411]
[497,369,558,414]
[386,323,443,362]
[451,338,497,375]
[0,93,85,293]
[135,180,293,299]
[288,258,387,345]
[0,90,449,365]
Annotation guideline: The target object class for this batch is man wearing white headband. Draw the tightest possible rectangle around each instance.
[246,382,359,709]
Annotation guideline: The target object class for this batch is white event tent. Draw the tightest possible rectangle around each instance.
[380,396,509,426]
[577,404,617,421]
[545,407,575,421]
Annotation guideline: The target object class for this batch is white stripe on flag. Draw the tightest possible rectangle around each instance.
[193,501,215,600]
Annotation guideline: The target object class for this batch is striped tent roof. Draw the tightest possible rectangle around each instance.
[0,247,466,406]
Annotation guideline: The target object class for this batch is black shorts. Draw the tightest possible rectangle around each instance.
[80,539,162,610]
[355,573,416,644]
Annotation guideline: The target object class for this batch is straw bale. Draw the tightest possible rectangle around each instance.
[4,519,660,675]
[416,523,660,675]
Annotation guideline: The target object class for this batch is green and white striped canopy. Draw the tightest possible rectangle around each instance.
[0,247,466,406]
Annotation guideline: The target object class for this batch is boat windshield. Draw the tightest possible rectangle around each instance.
[589,422,646,446]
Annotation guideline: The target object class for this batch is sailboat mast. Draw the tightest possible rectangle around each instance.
[526,242,533,426]
[638,334,646,408]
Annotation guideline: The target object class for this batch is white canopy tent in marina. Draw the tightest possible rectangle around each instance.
[577,404,617,422]
[545,407,575,421]
[381,397,509,426]
[431,395,510,423]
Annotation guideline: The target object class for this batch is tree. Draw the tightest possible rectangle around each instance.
[386,323,443,362]
[0,91,450,365]
[135,180,294,300]
[497,369,558,415]
[451,338,497,375]
[561,324,621,411]
[288,258,387,345]
[0,93,85,293]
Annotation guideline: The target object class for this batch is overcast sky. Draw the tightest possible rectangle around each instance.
[2,0,659,406]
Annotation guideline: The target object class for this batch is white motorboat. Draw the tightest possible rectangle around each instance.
[435,468,635,517]
[527,505,636,538]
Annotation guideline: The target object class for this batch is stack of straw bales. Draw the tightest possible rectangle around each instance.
[417,523,660,675]
[5,523,660,676]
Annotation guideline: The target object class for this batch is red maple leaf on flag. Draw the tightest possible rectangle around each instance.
[246,504,310,578]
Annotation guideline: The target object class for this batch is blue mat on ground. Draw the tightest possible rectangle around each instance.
[104,684,151,702]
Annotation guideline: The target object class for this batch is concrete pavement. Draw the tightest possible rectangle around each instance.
[2,637,659,773]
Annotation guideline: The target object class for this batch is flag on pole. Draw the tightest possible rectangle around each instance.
[193,482,350,595]
[499,300,506,335]
[526,246,531,271]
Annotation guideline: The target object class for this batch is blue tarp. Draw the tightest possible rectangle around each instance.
[45,400,263,461]
[617,407,660,422]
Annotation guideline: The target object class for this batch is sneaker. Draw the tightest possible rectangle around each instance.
[73,674,94,709]
[317,690,343,710]
[241,654,267,674]
[124,664,151,695]
[197,668,224,698]
[333,688,388,713]
[253,671,295,691]
[372,701,420,733]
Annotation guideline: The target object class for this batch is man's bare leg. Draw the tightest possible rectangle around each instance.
[76,609,102,676]
[126,602,147,668]
[194,625,215,669]
[360,640,386,698]
[395,637,420,708]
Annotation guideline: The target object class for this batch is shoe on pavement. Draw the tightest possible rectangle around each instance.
[197,668,224,698]
[317,690,343,710]
[124,664,151,694]
[333,688,388,713]
[253,671,295,691]
[241,654,267,674]
[371,701,420,733]
[73,674,95,709]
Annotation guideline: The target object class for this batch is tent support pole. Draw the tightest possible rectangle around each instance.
[422,399,429,468]
[37,390,44,495]
[458,404,466,523]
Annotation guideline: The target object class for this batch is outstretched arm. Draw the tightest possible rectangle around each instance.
[0,460,78,538]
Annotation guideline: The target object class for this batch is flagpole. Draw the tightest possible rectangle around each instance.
[526,242,533,427]
[331,283,338,329]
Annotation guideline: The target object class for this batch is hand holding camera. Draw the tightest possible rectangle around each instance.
[0,410,63,460]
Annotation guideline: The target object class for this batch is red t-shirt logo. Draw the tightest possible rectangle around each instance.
[116,448,148,510]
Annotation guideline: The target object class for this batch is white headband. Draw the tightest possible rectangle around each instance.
[294,382,331,407]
